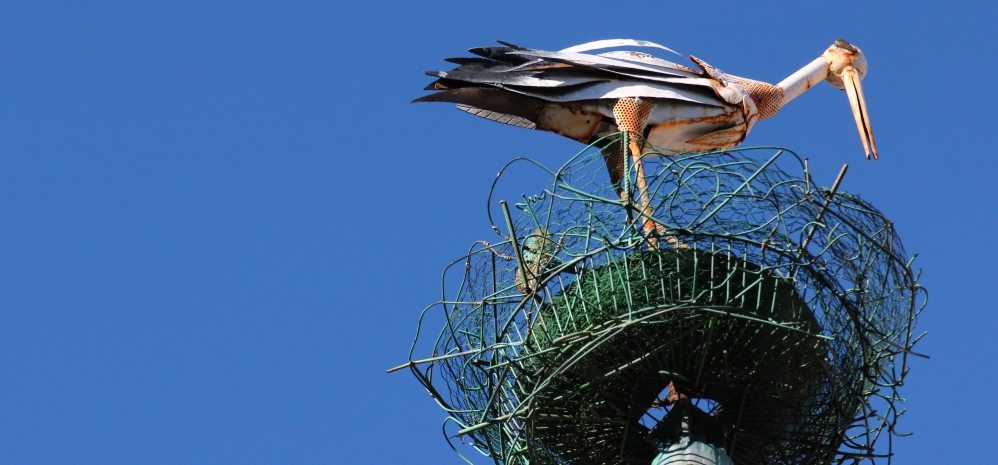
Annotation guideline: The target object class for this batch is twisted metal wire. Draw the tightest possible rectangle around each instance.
[397,137,925,465]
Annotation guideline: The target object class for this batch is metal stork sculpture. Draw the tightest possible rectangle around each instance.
[417,38,878,242]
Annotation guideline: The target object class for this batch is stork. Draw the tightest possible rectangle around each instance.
[417,38,877,243]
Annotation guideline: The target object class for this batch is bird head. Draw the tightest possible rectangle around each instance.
[822,39,878,159]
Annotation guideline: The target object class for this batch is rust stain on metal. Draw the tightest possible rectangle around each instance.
[524,62,573,71]
[538,104,602,142]
[649,110,740,130]
[685,123,748,148]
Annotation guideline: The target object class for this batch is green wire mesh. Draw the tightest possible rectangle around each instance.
[398,137,925,465]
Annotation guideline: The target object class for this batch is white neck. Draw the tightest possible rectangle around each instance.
[777,56,828,106]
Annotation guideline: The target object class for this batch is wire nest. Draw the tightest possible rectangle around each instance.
[398,139,925,465]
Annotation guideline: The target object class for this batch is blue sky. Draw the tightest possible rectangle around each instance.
[1,2,994,464]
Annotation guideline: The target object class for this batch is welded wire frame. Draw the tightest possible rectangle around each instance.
[399,138,925,465]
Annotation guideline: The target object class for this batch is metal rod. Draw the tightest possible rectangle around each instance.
[501,200,531,294]
[697,150,783,225]
[800,163,848,252]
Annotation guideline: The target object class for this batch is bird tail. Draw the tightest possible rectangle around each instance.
[413,88,545,130]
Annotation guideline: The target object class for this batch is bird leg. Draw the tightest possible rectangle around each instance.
[612,98,661,248]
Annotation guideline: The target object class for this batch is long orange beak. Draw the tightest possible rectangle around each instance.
[840,66,878,160]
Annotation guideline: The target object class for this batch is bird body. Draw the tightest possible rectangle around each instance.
[418,38,878,245]
[417,38,877,160]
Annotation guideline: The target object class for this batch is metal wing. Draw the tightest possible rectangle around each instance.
[427,64,612,89]
[501,80,725,106]
[597,51,700,74]
[506,48,700,78]
[422,41,719,101]
[559,38,681,56]
[416,40,732,135]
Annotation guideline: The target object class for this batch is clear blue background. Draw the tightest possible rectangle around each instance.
[1,2,993,464]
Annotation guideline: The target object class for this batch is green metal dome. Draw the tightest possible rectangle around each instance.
[396,140,924,465]
[521,248,826,465]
